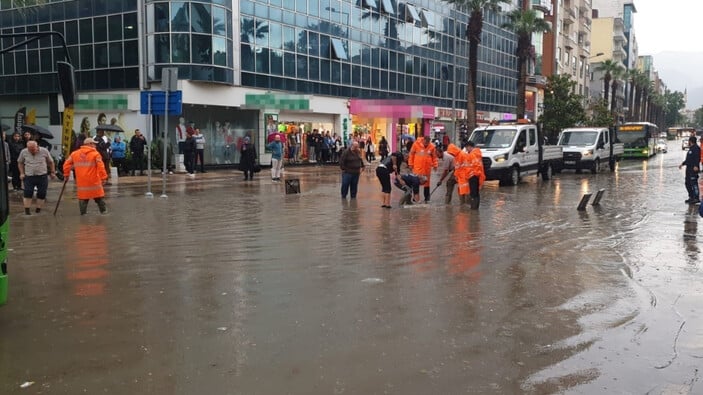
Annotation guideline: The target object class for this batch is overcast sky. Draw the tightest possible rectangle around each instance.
[635,1,703,54]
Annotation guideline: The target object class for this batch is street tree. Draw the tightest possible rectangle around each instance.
[539,75,586,143]
[588,99,615,128]
[502,8,551,119]
[443,0,509,132]
[663,90,685,128]
[609,64,625,115]
[695,106,703,128]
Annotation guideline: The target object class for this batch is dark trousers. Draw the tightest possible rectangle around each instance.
[341,172,360,198]
[9,162,21,189]
[112,158,126,175]
[195,149,205,172]
[131,152,144,174]
[685,171,700,200]
[469,176,480,209]
[184,151,195,174]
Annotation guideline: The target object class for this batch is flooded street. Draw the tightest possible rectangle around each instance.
[1,152,702,394]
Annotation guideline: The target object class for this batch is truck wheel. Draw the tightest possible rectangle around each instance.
[591,159,600,174]
[509,167,520,185]
[541,164,552,180]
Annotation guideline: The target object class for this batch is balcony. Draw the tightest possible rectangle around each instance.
[527,75,547,86]
[531,0,553,13]
[564,7,577,24]
[613,28,627,43]
[563,31,578,49]
[580,0,591,13]
[580,16,591,31]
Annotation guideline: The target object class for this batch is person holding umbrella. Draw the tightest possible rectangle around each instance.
[62,138,108,215]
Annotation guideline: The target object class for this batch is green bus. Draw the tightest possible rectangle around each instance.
[618,122,659,159]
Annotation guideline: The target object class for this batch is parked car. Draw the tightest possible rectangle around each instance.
[682,138,691,150]
[656,139,668,153]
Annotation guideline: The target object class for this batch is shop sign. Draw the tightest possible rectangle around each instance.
[246,94,310,110]
[435,108,464,119]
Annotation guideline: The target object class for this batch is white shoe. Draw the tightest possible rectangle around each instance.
[188,173,195,178]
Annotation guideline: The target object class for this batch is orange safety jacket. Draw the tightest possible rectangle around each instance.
[408,139,438,186]
[454,148,486,195]
[63,145,108,200]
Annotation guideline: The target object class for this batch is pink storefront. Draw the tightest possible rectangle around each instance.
[349,99,435,153]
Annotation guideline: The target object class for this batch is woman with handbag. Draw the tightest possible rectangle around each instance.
[239,135,258,181]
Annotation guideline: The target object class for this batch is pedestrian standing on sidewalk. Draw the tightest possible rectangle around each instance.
[183,129,196,178]
[679,135,701,204]
[239,136,257,181]
[129,129,147,176]
[63,138,108,215]
[110,136,126,176]
[18,141,57,215]
[339,140,365,199]
[193,128,206,173]
[267,134,284,181]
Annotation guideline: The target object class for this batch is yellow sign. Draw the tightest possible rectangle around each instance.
[619,125,644,132]
[62,107,74,158]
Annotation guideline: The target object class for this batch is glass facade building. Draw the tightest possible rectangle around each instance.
[0,0,520,165]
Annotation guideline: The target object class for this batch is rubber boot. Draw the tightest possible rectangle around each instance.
[79,200,88,215]
[469,196,480,210]
[96,198,107,214]
[459,194,467,205]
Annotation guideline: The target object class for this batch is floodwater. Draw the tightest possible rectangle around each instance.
[1,152,702,394]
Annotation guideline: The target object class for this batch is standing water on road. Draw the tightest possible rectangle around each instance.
[1,153,701,394]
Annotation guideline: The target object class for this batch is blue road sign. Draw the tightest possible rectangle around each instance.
[140,90,183,115]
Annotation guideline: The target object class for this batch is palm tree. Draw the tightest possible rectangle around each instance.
[444,0,509,131]
[624,68,642,121]
[609,64,624,115]
[632,72,649,121]
[594,59,620,109]
[502,8,551,120]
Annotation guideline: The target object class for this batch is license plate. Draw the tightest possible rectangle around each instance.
[565,161,576,165]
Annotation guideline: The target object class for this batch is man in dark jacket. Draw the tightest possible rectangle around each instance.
[678,135,701,204]
[339,141,365,199]
[129,129,147,175]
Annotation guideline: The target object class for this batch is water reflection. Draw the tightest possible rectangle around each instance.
[683,206,699,264]
[67,222,109,297]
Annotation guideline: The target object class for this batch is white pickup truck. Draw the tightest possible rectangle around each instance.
[469,122,563,186]
[556,127,624,173]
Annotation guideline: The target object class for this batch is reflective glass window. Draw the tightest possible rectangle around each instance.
[213,6,226,35]
[271,50,283,75]
[172,34,190,62]
[124,40,138,66]
[80,44,93,69]
[241,0,254,15]
[40,48,52,72]
[269,22,282,49]
[109,42,123,66]
[283,26,295,51]
[241,44,254,71]
[296,54,307,79]
[213,37,227,66]
[124,13,137,39]
[95,43,107,68]
[155,34,170,63]
[296,0,307,13]
[308,32,319,56]
[94,16,107,42]
[171,2,190,32]
[192,34,212,64]
[283,51,295,77]
[79,18,92,44]
[191,3,212,34]
[108,15,122,40]
[255,49,269,73]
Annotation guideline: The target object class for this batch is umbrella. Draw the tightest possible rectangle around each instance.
[94,124,124,133]
[401,134,416,142]
[21,124,54,139]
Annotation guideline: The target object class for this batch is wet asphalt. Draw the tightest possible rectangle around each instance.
[1,152,702,394]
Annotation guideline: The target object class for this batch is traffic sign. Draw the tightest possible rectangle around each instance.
[140,90,182,115]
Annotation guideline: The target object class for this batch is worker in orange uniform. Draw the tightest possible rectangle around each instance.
[465,141,486,209]
[408,136,438,203]
[63,137,109,215]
